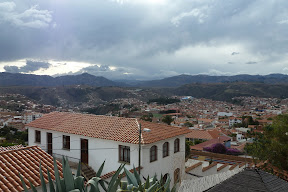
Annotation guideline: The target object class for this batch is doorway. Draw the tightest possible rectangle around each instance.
[81,139,88,164]
[47,133,52,155]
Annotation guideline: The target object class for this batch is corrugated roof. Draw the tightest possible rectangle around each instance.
[26,112,190,144]
[207,169,288,192]
[0,145,62,192]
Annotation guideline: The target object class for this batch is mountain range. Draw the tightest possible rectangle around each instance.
[1,72,288,87]
[0,72,120,87]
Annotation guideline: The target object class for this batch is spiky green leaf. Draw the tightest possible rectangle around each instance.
[74,176,84,191]
[53,157,62,192]
[29,180,37,192]
[63,157,75,191]
[133,166,142,191]
[47,168,56,192]
[60,178,66,192]
[96,161,105,177]
[107,164,125,191]
[19,173,29,192]
[87,179,100,192]
[144,175,150,189]
[39,161,47,192]
[146,181,159,192]
[124,167,138,187]
[76,161,81,177]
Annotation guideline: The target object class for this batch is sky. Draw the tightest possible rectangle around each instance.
[0,0,288,80]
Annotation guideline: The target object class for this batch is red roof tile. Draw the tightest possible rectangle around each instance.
[26,112,190,144]
[0,146,62,192]
[186,129,221,140]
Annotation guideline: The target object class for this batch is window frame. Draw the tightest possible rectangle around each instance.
[119,145,130,163]
[150,145,158,162]
[174,138,180,153]
[35,130,41,143]
[163,142,169,158]
[62,135,70,150]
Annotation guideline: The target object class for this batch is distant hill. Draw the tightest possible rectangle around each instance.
[0,72,121,87]
[135,74,288,87]
[172,82,288,101]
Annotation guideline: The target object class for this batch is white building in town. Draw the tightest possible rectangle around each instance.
[23,112,43,124]
[27,112,190,186]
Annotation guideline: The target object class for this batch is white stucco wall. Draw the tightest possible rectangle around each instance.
[28,127,186,186]
[140,135,186,186]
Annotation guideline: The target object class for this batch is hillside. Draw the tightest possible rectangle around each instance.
[173,82,288,101]
[136,74,288,87]
[0,72,121,87]
[0,86,166,107]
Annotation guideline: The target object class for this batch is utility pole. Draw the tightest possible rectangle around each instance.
[138,123,141,175]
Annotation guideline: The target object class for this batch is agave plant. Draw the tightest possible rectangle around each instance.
[20,156,175,192]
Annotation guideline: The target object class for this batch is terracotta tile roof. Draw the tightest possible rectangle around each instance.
[0,145,63,192]
[26,112,190,144]
[139,120,190,144]
[100,167,142,180]
[185,129,221,140]
[0,145,25,152]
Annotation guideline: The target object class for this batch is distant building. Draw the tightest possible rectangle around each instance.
[22,112,43,124]
[217,112,233,117]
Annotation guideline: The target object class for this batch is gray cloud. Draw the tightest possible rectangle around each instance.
[4,60,51,73]
[231,52,240,55]
[246,61,258,65]
[0,2,53,29]
[3,65,20,73]
[1,0,288,79]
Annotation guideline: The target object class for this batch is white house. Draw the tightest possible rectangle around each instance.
[229,118,242,127]
[22,112,43,124]
[27,112,190,186]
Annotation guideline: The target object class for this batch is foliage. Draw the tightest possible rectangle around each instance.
[140,113,153,122]
[0,125,27,144]
[226,148,241,155]
[203,143,241,155]
[183,122,193,127]
[20,157,175,192]
[245,114,288,171]
[185,140,194,158]
[162,115,173,125]
[148,98,180,105]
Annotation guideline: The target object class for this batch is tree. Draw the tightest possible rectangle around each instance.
[140,113,153,122]
[183,122,193,127]
[245,114,288,171]
[185,140,193,158]
[162,115,173,125]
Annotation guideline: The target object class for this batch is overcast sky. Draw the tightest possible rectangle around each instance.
[0,0,288,80]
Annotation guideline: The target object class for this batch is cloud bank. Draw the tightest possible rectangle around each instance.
[0,0,288,80]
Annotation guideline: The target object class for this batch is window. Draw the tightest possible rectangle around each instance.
[119,145,130,163]
[163,173,168,183]
[163,142,169,158]
[35,130,41,143]
[150,145,157,162]
[174,168,180,183]
[174,138,180,153]
[63,135,70,150]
